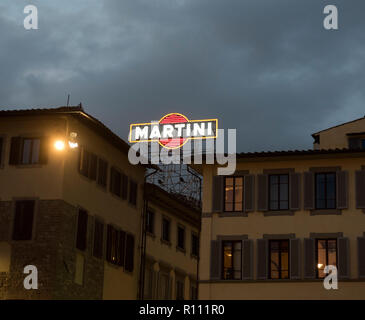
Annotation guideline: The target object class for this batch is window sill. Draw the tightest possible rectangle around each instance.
[191,254,198,260]
[176,246,186,254]
[264,210,294,216]
[14,164,43,169]
[218,212,248,218]
[146,231,155,239]
[310,209,342,215]
[160,238,171,247]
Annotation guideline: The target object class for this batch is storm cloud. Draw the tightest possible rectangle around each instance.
[1,0,365,151]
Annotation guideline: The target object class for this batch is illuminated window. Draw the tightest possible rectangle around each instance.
[222,241,242,280]
[316,239,337,279]
[269,240,289,279]
[269,174,289,210]
[315,173,336,209]
[224,177,243,212]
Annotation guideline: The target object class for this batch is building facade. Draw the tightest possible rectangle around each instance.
[0,106,200,300]
[197,119,365,299]
[142,183,200,300]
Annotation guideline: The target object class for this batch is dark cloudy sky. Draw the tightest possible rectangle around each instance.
[1,0,364,152]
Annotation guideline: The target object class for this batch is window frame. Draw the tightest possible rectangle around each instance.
[268,239,290,280]
[315,172,337,210]
[161,217,171,243]
[146,209,155,235]
[177,224,186,251]
[268,174,289,211]
[221,240,242,280]
[191,232,199,257]
[224,176,244,212]
[315,238,337,279]
[21,137,41,165]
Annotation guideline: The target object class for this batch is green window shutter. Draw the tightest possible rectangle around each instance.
[357,237,365,278]
[9,137,22,165]
[338,237,350,279]
[212,176,224,212]
[257,174,268,211]
[256,239,268,279]
[336,171,348,209]
[303,172,314,210]
[210,240,221,280]
[289,173,301,211]
[304,238,315,279]
[242,239,253,280]
[290,238,301,279]
[355,171,365,209]
[244,175,255,212]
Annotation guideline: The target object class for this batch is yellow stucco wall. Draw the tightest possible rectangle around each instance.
[199,155,365,299]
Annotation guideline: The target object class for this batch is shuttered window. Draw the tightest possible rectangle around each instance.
[222,241,242,280]
[162,218,170,242]
[315,173,336,209]
[93,219,104,259]
[269,174,289,210]
[177,226,185,250]
[12,200,35,241]
[76,209,88,251]
[269,240,289,279]
[191,233,199,257]
[117,230,126,267]
[106,225,126,266]
[224,177,243,212]
[9,137,48,165]
[121,173,128,200]
[146,210,155,234]
[97,158,108,187]
[110,167,122,197]
[79,148,97,180]
[129,180,137,205]
[125,234,135,272]
[316,238,337,279]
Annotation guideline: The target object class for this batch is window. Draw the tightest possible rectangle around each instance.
[162,218,170,242]
[76,209,88,251]
[316,239,337,279]
[110,167,121,197]
[177,226,185,250]
[125,234,135,272]
[176,280,184,300]
[93,219,104,259]
[12,200,35,240]
[9,137,47,165]
[106,225,125,266]
[97,158,108,187]
[315,172,336,209]
[269,240,289,279]
[224,177,243,212]
[79,148,97,180]
[129,180,137,205]
[222,241,242,280]
[191,233,199,257]
[146,210,154,234]
[269,174,289,210]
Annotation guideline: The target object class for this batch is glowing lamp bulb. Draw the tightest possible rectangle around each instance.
[317,263,323,269]
[54,140,65,150]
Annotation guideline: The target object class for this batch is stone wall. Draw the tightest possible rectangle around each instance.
[0,199,104,300]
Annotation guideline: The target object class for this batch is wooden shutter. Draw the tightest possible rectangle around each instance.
[304,238,315,278]
[357,237,365,278]
[242,239,253,280]
[125,234,134,272]
[76,209,88,251]
[212,176,224,212]
[289,173,301,211]
[290,238,301,279]
[336,171,348,209]
[39,137,49,164]
[355,171,365,208]
[303,172,315,210]
[210,240,221,280]
[338,237,350,279]
[117,230,126,267]
[93,220,104,259]
[257,239,268,279]
[257,174,268,211]
[12,200,35,240]
[80,148,89,177]
[9,137,22,165]
[244,175,255,212]
[97,159,108,187]
[121,174,128,200]
[89,153,97,180]
[106,225,113,262]
[349,137,361,149]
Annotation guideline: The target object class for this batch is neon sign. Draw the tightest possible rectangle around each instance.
[129,113,218,149]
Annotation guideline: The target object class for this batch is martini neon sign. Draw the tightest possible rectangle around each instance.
[129,113,218,149]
